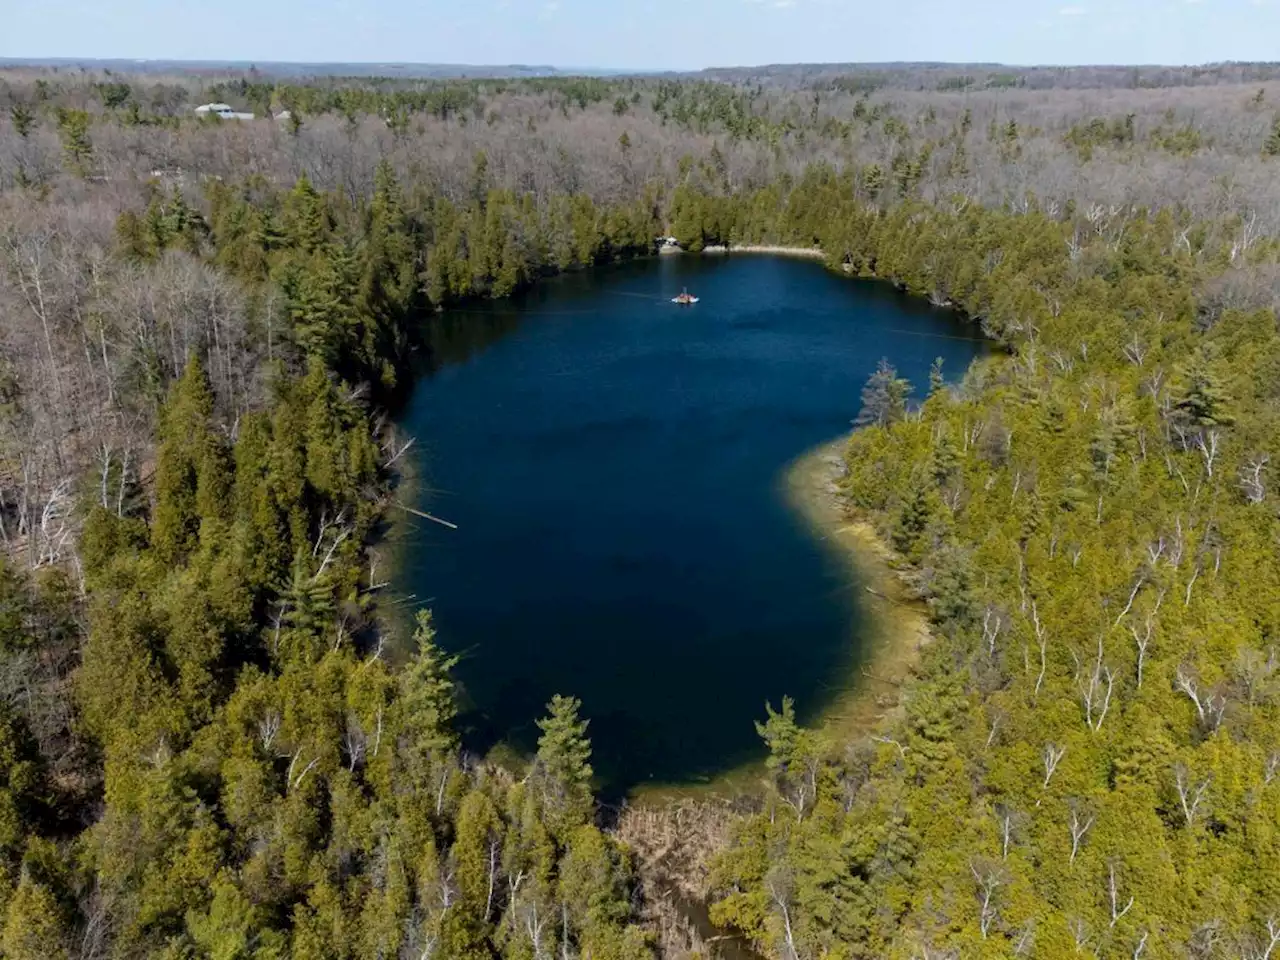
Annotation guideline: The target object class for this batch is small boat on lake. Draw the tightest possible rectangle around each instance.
[672,288,700,305]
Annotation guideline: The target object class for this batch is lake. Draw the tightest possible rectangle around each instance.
[393,253,987,795]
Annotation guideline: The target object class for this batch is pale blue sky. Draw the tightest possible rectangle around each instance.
[4,0,1278,71]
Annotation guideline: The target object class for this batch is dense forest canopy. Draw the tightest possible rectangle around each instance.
[0,60,1278,959]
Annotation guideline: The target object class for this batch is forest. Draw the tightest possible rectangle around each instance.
[0,60,1279,958]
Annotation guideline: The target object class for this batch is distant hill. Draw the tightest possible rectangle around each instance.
[5,57,1280,91]
[0,58,641,79]
[695,60,1280,90]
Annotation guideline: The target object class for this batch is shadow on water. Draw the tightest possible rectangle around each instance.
[393,255,988,800]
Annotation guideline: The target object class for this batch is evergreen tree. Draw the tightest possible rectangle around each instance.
[928,356,946,397]
[533,695,594,839]
[54,108,93,176]
[453,789,504,921]
[397,610,460,769]
[755,696,801,781]
[854,359,911,428]
[1265,117,1280,157]
[151,358,231,565]
[2,876,69,960]
[10,104,35,139]
[279,547,335,657]
[282,175,329,255]
[186,875,286,960]
[930,430,959,486]
[893,479,936,558]
[0,703,45,862]
[1174,350,1235,428]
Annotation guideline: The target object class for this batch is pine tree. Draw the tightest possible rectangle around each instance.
[1265,117,1280,157]
[453,790,504,919]
[280,547,335,653]
[54,108,93,176]
[284,249,357,365]
[928,357,946,397]
[283,175,329,254]
[931,431,959,486]
[362,161,418,337]
[152,359,230,564]
[533,695,594,838]
[755,696,801,780]
[1,876,69,960]
[397,610,460,766]
[855,359,912,428]
[10,104,35,140]
[1174,350,1235,428]
[893,479,936,558]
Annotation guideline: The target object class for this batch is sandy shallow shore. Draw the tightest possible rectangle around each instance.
[703,244,826,258]
[630,436,931,805]
[658,243,827,259]
[779,437,932,746]
[618,437,933,956]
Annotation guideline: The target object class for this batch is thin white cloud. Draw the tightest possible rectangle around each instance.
[1058,5,1088,14]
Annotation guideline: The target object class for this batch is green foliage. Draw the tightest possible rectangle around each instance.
[855,358,912,428]
[9,104,35,139]
[396,610,460,770]
[533,694,595,840]
[14,67,1280,960]
[151,358,231,565]
[2,876,69,960]
[1174,346,1235,428]
[0,703,46,864]
[713,177,1280,959]
[95,80,133,109]
[52,169,653,955]
[54,108,93,176]
[1265,116,1280,157]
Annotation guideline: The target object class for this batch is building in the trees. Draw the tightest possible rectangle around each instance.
[194,102,255,120]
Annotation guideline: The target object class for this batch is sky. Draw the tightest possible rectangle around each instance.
[4,0,1279,72]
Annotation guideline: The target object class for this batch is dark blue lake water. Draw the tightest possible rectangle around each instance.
[394,254,987,794]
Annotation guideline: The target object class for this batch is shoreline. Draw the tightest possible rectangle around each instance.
[659,243,827,260]
[779,438,932,745]
[629,436,932,806]
[706,244,827,259]
[618,436,933,955]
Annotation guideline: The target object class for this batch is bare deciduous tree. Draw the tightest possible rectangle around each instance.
[1109,863,1135,927]
[1077,637,1116,733]
[1068,804,1095,863]
[970,859,1006,939]
[1175,664,1227,732]
[1044,743,1067,790]
[1174,764,1211,826]
[1238,917,1280,960]
[1031,601,1048,696]
[1068,916,1091,953]
[1241,454,1270,504]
